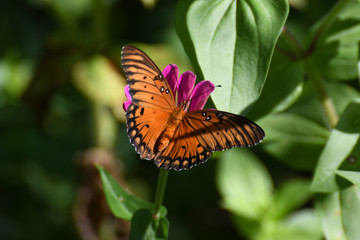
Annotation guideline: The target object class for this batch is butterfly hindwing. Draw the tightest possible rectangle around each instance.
[185,110,265,149]
[154,109,265,171]
[122,45,175,111]
[126,103,170,160]
[154,120,212,171]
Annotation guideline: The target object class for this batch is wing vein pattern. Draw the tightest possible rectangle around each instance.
[122,45,175,111]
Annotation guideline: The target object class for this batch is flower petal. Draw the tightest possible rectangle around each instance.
[163,64,179,96]
[123,100,132,111]
[124,85,131,101]
[189,80,215,111]
[178,71,196,105]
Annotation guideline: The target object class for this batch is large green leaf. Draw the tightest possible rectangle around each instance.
[247,51,304,120]
[311,100,360,193]
[177,0,288,113]
[216,148,273,219]
[312,0,360,80]
[258,113,330,170]
[97,165,167,221]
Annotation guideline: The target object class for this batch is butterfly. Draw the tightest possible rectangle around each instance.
[122,45,265,171]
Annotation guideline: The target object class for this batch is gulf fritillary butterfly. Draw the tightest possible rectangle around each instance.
[122,45,265,171]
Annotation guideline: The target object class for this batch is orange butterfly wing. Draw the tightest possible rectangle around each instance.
[126,103,170,160]
[122,45,176,160]
[122,45,175,111]
[155,110,265,171]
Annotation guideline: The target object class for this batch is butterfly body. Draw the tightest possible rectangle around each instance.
[154,105,186,155]
[122,45,265,171]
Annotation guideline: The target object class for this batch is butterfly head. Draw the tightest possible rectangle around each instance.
[179,101,190,112]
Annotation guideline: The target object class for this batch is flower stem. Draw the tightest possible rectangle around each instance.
[304,59,339,128]
[317,0,351,33]
[153,168,169,218]
[280,0,349,129]
[281,26,305,58]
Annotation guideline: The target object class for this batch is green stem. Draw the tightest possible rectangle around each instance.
[304,59,339,128]
[317,0,351,33]
[153,168,169,218]
[280,0,350,128]
[281,27,305,57]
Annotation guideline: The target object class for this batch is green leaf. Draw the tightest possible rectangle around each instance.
[315,187,360,240]
[130,209,168,240]
[311,100,360,193]
[312,0,360,80]
[180,0,289,113]
[216,149,273,219]
[97,165,167,221]
[265,210,322,240]
[269,179,312,219]
[130,209,155,240]
[230,214,261,238]
[315,192,346,240]
[258,113,330,170]
[336,170,360,188]
[232,209,322,240]
[279,209,322,240]
[247,51,304,120]
[339,186,360,240]
[155,217,169,239]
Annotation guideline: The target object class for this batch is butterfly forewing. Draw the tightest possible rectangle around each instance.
[122,45,175,111]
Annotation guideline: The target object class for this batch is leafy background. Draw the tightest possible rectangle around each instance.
[1,0,360,240]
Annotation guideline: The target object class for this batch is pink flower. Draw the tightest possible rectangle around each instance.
[123,64,215,111]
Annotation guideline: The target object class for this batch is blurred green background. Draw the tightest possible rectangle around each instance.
[0,0,348,239]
